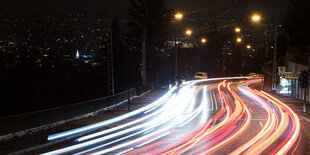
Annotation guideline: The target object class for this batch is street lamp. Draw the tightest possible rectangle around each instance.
[175,13,183,20]
[252,14,261,23]
[173,13,183,77]
[235,27,241,33]
[201,38,207,44]
[236,37,242,43]
[250,14,277,92]
[186,29,192,36]
[246,45,251,49]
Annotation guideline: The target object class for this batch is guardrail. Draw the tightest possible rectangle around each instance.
[0,88,137,136]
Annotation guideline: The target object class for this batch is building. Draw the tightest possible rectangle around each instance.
[263,46,309,100]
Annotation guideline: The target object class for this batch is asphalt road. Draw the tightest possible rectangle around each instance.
[25,78,303,154]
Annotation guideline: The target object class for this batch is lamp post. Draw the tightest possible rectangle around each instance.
[175,28,192,76]
[272,22,278,92]
[251,14,277,92]
[174,13,182,78]
[175,35,179,76]
[173,13,184,77]
[142,26,147,86]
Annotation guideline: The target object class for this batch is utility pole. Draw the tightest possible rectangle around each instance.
[265,40,269,58]
[108,18,115,95]
[272,22,278,92]
[128,90,131,111]
[264,27,269,59]
[304,88,307,113]
[301,71,309,112]
[142,26,147,86]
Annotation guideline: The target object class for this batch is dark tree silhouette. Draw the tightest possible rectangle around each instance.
[285,0,310,53]
[128,0,173,85]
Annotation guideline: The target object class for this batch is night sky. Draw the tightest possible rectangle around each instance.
[0,0,289,18]
[167,0,289,16]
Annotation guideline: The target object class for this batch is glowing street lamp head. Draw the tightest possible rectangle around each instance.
[175,13,183,20]
[252,14,261,22]
[247,45,251,49]
[235,27,241,33]
[201,38,207,43]
[186,29,192,36]
[236,37,242,43]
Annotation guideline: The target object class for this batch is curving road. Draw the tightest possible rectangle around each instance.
[36,78,302,155]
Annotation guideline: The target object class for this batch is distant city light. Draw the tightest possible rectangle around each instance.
[76,50,80,59]
[247,45,251,49]
[81,54,94,58]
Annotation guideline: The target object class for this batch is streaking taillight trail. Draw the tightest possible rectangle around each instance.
[41,78,300,155]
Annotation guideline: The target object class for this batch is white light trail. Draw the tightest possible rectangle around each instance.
[90,126,173,155]
[48,86,177,141]
[76,94,177,142]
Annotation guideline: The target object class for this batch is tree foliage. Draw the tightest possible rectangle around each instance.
[285,0,310,52]
[128,0,173,84]
[129,0,172,46]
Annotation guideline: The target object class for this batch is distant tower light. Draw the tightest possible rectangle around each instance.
[76,50,80,59]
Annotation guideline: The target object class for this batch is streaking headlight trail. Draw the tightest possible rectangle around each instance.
[41,77,300,155]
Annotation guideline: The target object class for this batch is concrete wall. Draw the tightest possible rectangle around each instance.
[287,60,308,73]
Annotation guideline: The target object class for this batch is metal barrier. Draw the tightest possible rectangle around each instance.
[136,84,153,96]
[0,88,137,136]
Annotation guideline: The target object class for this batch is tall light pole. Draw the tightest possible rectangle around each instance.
[142,26,147,86]
[175,28,192,76]
[173,12,185,77]
[272,22,278,92]
[174,13,183,77]
[251,14,278,91]
[175,35,178,77]
[108,17,114,95]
